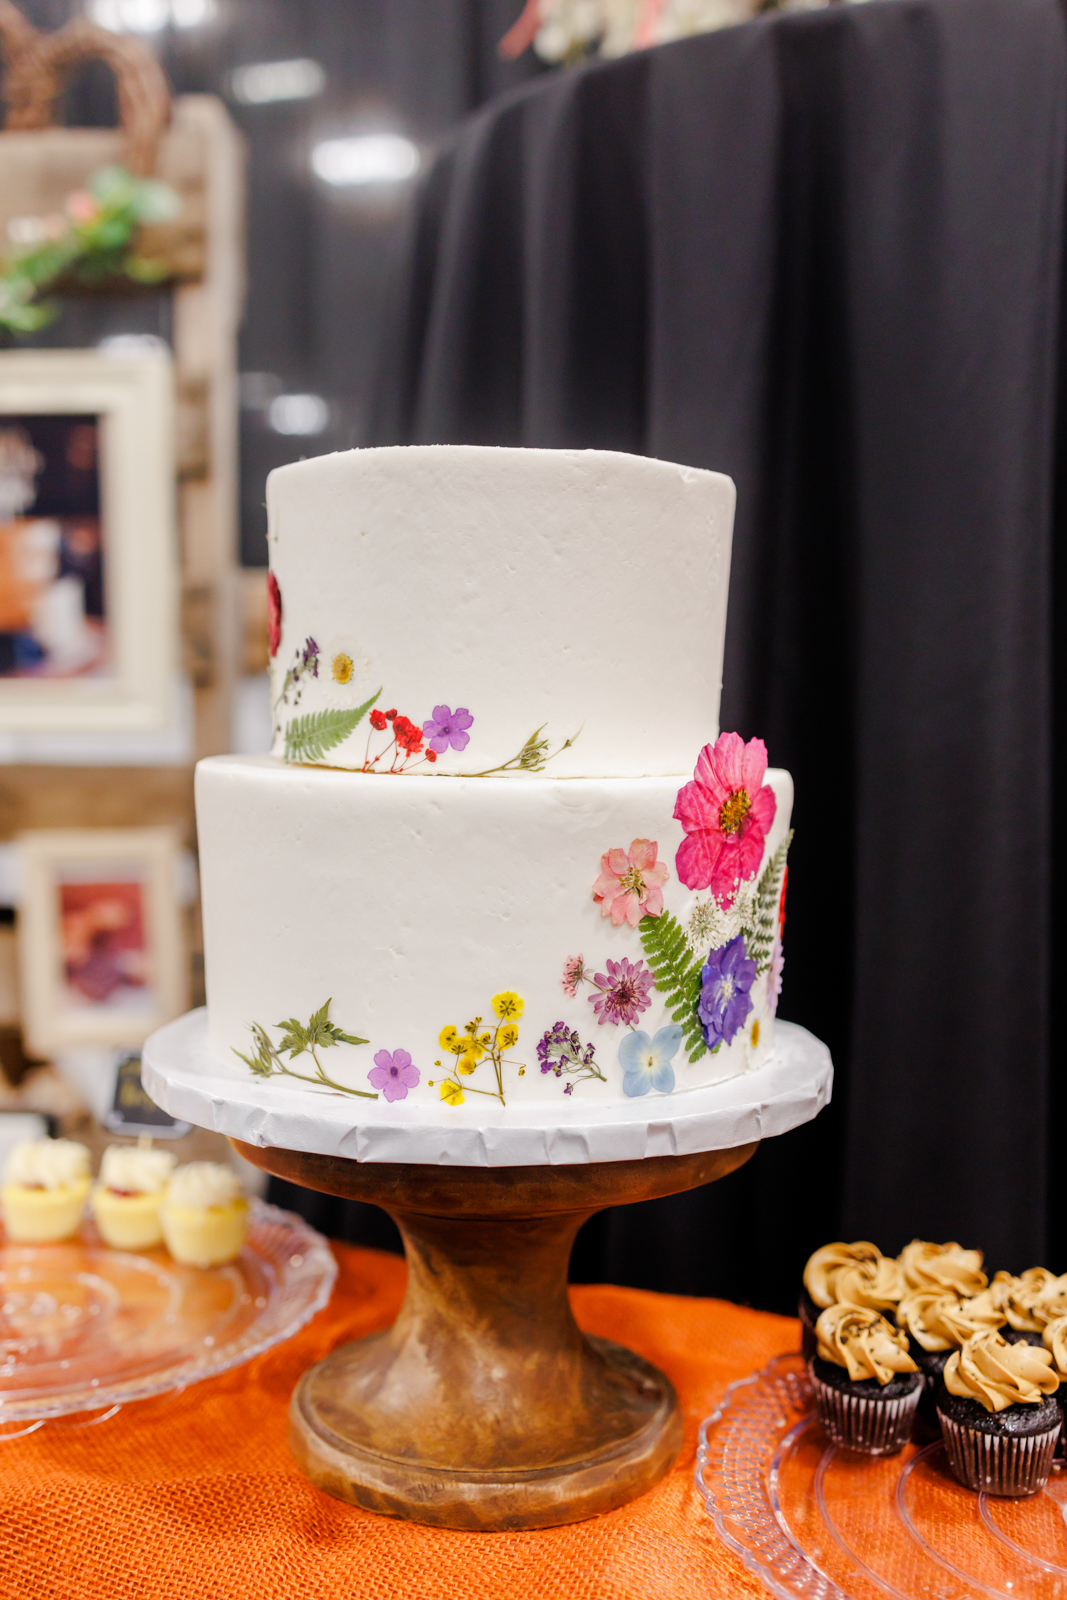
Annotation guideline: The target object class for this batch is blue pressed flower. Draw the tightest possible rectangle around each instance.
[697,934,757,1051]
[618,1025,682,1098]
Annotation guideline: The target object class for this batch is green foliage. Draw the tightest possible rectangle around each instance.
[234,999,376,1099]
[284,692,381,763]
[638,910,707,1064]
[747,830,793,973]
[462,723,581,777]
[0,165,181,336]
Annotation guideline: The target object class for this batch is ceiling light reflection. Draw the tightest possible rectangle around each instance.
[230,59,325,106]
[310,135,420,188]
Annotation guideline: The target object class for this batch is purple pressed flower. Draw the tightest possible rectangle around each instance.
[302,637,320,676]
[422,704,474,754]
[588,957,654,1027]
[564,1083,573,1095]
[368,1047,421,1103]
[698,935,757,1050]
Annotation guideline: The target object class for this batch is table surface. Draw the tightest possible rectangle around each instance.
[0,1242,796,1600]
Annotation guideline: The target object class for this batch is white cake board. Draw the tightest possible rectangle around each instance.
[142,1009,832,1168]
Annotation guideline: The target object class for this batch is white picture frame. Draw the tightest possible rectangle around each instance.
[0,348,177,732]
[16,826,188,1055]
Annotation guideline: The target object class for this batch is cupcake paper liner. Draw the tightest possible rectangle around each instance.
[937,1408,1060,1497]
[812,1371,921,1455]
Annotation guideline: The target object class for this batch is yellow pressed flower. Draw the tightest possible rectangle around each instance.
[492,991,524,1022]
[457,1052,480,1075]
[439,1079,464,1106]
[439,1025,462,1054]
[331,652,355,685]
[750,1018,761,1050]
[496,1024,519,1050]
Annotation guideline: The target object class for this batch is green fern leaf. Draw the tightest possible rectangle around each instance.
[748,829,794,973]
[284,691,381,764]
[638,911,707,1063]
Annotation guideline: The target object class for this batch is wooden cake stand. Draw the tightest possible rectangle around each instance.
[143,1009,831,1532]
[233,1139,756,1532]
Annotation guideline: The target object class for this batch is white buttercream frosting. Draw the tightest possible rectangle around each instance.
[165,1162,241,1210]
[266,446,735,779]
[4,1138,90,1190]
[198,757,793,1108]
[100,1145,177,1195]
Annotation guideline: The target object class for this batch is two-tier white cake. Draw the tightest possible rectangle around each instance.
[195,446,793,1118]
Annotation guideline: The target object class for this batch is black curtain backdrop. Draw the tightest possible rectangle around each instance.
[277,0,1066,1314]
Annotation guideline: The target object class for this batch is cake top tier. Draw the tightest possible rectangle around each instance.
[266,445,734,779]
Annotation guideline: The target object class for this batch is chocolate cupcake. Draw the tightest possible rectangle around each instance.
[937,1331,1060,1496]
[800,1242,901,1361]
[992,1268,1067,1346]
[899,1239,987,1297]
[896,1287,1005,1429]
[811,1303,922,1454]
[1042,1313,1067,1459]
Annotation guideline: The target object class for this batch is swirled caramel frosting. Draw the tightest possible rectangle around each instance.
[1043,1313,1067,1380]
[896,1288,1005,1352]
[990,1268,1067,1333]
[943,1331,1059,1413]
[832,1256,906,1314]
[815,1303,919,1385]
[899,1240,986,1296]
[803,1241,883,1310]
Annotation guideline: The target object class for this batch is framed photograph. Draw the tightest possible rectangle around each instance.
[16,827,188,1055]
[0,349,177,732]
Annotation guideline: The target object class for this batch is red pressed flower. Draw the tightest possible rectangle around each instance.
[369,709,388,731]
[778,865,789,938]
[393,715,424,754]
[384,708,397,721]
[266,572,282,657]
[425,748,437,762]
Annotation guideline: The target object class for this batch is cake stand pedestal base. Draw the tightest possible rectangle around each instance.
[232,1140,757,1531]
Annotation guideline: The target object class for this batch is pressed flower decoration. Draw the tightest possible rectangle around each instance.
[433,991,527,1106]
[536,1023,606,1091]
[368,1048,421,1102]
[234,1000,377,1099]
[673,731,777,907]
[586,957,654,1027]
[267,572,282,658]
[561,954,586,997]
[697,935,758,1051]
[618,1025,683,1098]
[592,838,669,927]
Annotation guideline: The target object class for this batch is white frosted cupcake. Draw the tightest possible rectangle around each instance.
[1,1138,91,1242]
[91,1145,178,1250]
[161,1162,248,1267]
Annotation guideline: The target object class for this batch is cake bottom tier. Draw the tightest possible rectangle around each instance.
[195,756,793,1115]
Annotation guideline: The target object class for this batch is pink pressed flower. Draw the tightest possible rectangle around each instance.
[588,957,654,1027]
[592,839,669,928]
[673,732,777,907]
[562,955,586,997]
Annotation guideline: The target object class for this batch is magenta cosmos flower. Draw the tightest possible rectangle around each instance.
[368,1048,420,1102]
[267,571,282,657]
[588,957,654,1027]
[422,705,473,754]
[673,731,777,906]
[592,838,669,927]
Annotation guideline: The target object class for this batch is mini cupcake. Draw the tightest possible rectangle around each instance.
[1041,1313,1067,1459]
[811,1303,922,1454]
[991,1268,1067,1345]
[91,1144,177,1250]
[160,1162,248,1267]
[937,1330,1060,1496]
[898,1239,987,1297]
[1,1138,91,1242]
[897,1287,1005,1428]
[799,1242,900,1360]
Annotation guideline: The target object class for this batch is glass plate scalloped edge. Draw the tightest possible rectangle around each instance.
[695,1350,849,1600]
[0,1198,338,1422]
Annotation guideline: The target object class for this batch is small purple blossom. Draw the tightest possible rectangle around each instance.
[536,1021,605,1089]
[588,957,654,1027]
[564,1083,573,1095]
[368,1047,421,1102]
[422,705,473,754]
[302,637,320,676]
[697,935,757,1050]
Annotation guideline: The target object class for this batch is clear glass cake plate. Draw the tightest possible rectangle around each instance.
[696,1351,1067,1600]
[0,1197,336,1427]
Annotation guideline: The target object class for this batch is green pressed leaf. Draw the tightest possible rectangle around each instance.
[284,691,381,764]
[748,829,793,973]
[638,911,707,1064]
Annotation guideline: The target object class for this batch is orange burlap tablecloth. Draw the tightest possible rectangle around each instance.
[0,1243,798,1600]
